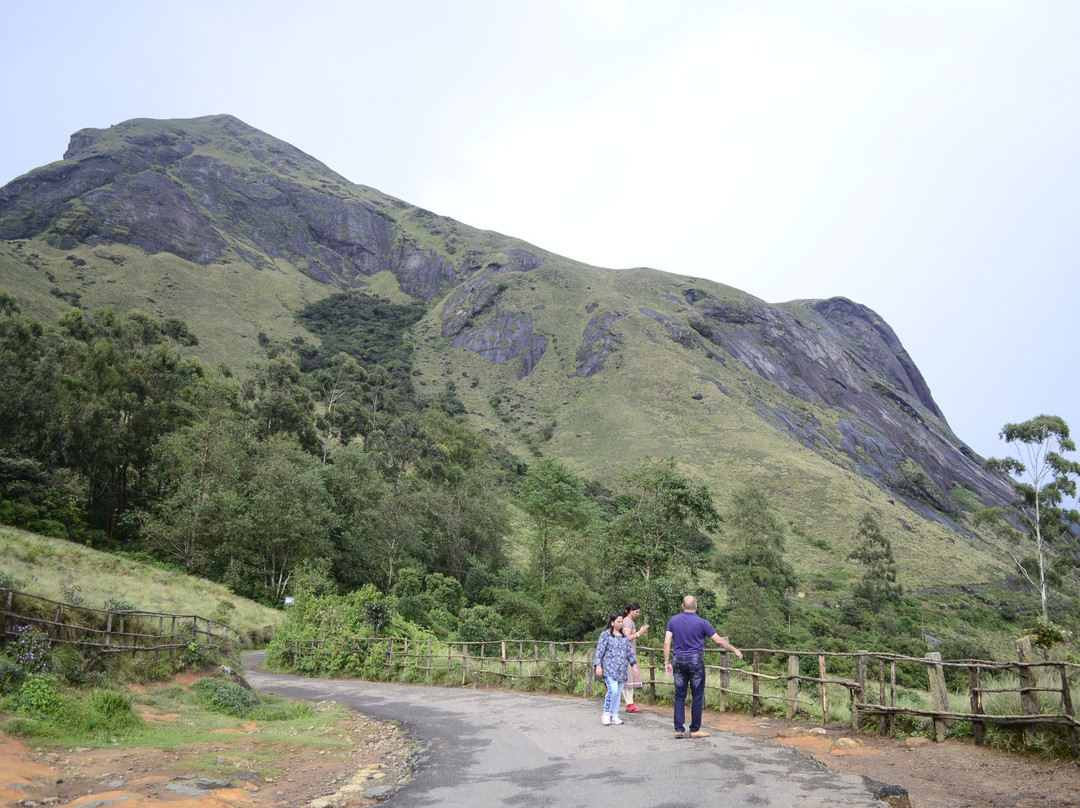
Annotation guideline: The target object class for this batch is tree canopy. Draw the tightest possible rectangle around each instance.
[983,415,1080,623]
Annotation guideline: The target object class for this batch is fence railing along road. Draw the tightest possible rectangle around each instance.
[280,635,1080,757]
[1,588,241,666]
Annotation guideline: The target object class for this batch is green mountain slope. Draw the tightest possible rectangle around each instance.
[0,115,1018,598]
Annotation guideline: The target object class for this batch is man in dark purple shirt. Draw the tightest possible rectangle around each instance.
[663,595,743,738]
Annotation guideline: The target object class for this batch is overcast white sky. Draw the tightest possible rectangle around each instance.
[2,0,1077,463]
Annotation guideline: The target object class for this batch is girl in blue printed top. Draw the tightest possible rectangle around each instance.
[593,612,639,725]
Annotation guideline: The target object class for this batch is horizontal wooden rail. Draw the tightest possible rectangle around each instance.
[0,588,240,664]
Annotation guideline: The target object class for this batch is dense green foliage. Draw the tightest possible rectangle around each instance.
[192,674,261,717]
[296,292,426,383]
[2,295,1078,659]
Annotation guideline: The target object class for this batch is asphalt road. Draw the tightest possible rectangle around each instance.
[242,653,888,807]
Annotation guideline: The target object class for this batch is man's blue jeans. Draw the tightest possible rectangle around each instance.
[604,676,625,715]
[672,654,706,732]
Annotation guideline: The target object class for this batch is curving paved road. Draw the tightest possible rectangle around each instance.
[243,653,888,807]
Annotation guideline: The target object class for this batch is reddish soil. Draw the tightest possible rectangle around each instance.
[705,711,1080,808]
[0,672,413,808]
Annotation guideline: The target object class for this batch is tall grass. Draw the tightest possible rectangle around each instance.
[0,526,281,644]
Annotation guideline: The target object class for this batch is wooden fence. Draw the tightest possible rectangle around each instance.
[280,635,1079,756]
[1,588,241,665]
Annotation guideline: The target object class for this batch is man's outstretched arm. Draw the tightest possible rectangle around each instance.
[710,633,743,660]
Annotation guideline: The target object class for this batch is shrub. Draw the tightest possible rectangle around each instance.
[82,689,141,731]
[183,641,209,670]
[103,597,138,612]
[118,653,175,684]
[193,676,260,717]
[59,583,84,605]
[7,624,52,674]
[396,595,430,627]
[456,605,506,653]
[211,599,237,625]
[0,570,26,590]
[0,657,26,694]
[14,674,64,719]
[250,698,316,722]
[1028,619,1072,652]
[50,644,89,685]
[1,714,47,737]
[363,601,392,636]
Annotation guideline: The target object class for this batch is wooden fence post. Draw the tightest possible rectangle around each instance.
[3,590,12,638]
[818,655,829,724]
[889,660,897,735]
[648,648,657,704]
[751,651,761,717]
[878,659,888,736]
[853,651,867,730]
[926,651,949,742]
[567,644,575,693]
[1057,663,1079,758]
[1016,637,1040,746]
[969,664,985,746]
[719,650,730,713]
[786,655,800,719]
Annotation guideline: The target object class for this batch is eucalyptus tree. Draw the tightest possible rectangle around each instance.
[517,458,599,589]
[242,355,318,451]
[26,308,206,538]
[848,511,902,611]
[226,434,337,605]
[139,373,249,574]
[717,485,796,647]
[0,299,51,457]
[609,456,721,621]
[983,415,1080,622]
[323,442,423,592]
[719,485,795,588]
[411,409,509,582]
[308,351,368,464]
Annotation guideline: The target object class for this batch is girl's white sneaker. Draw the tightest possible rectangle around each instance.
[602,713,611,725]
[610,714,624,725]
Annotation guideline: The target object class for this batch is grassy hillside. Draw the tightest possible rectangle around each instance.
[0,210,1019,617]
[412,261,1015,603]
[0,526,281,641]
[0,239,328,376]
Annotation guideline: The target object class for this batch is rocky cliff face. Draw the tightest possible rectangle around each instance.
[0,116,473,301]
[0,115,1014,530]
[682,291,1007,518]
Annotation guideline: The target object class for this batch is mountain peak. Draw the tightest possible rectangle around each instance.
[0,115,1015,561]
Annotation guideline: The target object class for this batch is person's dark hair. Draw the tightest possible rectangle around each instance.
[623,602,641,615]
[606,613,623,635]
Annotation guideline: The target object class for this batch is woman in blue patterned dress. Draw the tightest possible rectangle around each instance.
[593,612,639,726]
